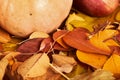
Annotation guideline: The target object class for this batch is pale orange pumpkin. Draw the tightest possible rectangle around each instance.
[0,0,73,37]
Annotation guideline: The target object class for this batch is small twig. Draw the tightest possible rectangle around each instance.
[49,63,71,80]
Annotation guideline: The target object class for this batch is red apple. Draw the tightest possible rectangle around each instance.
[73,0,119,17]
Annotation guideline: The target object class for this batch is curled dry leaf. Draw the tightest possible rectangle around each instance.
[52,54,77,73]
[52,54,77,66]
[17,53,50,79]
[29,31,49,39]
[54,64,74,73]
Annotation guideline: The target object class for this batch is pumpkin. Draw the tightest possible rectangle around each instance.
[0,0,73,37]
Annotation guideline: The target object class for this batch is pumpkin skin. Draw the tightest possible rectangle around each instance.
[0,0,73,37]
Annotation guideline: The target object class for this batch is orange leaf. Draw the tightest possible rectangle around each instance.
[76,50,108,69]
[103,54,120,78]
[63,28,111,55]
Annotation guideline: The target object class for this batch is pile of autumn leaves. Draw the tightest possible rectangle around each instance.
[1,13,120,80]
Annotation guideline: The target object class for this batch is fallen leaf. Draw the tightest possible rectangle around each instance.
[103,53,120,78]
[54,64,74,73]
[29,31,49,39]
[76,50,108,69]
[53,30,70,49]
[17,53,50,79]
[63,28,111,55]
[90,29,118,53]
[26,67,61,80]
[65,13,85,31]
[39,37,53,53]
[16,38,43,53]
[52,54,77,66]
[53,42,71,51]
[105,39,119,47]
[52,54,77,73]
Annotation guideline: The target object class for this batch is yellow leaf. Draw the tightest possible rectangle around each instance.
[70,20,93,31]
[115,10,120,22]
[76,50,108,68]
[65,13,85,31]
[91,29,118,41]
[90,29,118,54]
[29,31,49,39]
[17,53,50,79]
[103,54,120,77]
[105,39,119,46]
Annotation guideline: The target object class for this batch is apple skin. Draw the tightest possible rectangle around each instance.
[73,0,119,17]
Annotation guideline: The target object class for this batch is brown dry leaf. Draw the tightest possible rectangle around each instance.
[0,51,20,80]
[52,54,77,66]
[17,53,50,80]
[0,28,11,43]
[76,50,108,69]
[103,53,120,78]
[29,31,49,39]
[52,54,77,73]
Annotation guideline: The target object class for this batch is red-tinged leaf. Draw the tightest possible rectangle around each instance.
[63,28,111,55]
[15,54,33,62]
[40,37,53,53]
[53,30,70,49]
[16,38,43,53]
[54,42,72,51]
